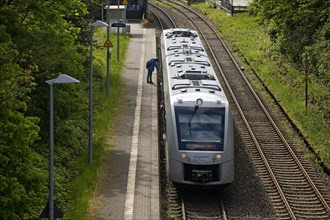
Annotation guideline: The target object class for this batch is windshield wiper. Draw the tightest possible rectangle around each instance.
[188,105,199,135]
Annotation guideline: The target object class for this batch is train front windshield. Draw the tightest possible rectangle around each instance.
[175,106,225,151]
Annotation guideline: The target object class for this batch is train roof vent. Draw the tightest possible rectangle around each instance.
[192,80,200,86]
[183,48,192,54]
[170,59,209,66]
[180,70,213,80]
[167,45,202,52]
[168,57,211,67]
[201,80,222,91]
[171,80,190,90]
[166,30,197,38]
[169,59,185,66]
[172,80,221,91]
[191,46,204,52]
[167,46,180,51]
[195,60,210,66]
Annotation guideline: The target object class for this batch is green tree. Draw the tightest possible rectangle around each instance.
[249,0,330,120]
[0,25,46,219]
[250,0,329,61]
[1,0,89,218]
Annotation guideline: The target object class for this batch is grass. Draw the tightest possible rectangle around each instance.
[64,29,130,220]
[191,3,330,167]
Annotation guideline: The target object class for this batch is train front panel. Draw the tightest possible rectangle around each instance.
[166,94,234,186]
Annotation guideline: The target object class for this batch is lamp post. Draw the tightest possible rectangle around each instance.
[117,0,120,62]
[106,0,111,97]
[88,20,109,164]
[45,74,79,220]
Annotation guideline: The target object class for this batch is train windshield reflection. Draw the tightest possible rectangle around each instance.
[175,106,225,151]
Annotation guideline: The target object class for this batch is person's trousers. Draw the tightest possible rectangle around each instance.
[147,70,153,83]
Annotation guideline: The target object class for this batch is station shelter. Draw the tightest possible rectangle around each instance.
[104,0,147,21]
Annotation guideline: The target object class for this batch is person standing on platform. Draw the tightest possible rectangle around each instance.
[146,58,159,84]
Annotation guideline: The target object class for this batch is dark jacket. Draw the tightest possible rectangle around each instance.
[147,58,159,72]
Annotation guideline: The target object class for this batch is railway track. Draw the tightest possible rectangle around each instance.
[166,182,228,220]
[181,189,227,220]
[148,2,176,29]
[149,3,229,219]
[150,1,330,219]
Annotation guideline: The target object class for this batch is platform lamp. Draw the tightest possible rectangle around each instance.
[117,0,120,61]
[44,74,79,220]
[106,0,111,97]
[88,20,109,164]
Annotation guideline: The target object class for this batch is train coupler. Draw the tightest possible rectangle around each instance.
[192,170,213,182]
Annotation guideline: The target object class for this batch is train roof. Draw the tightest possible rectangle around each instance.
[162,28,228,100]
[163,28,207,57]
[166,55,225,96]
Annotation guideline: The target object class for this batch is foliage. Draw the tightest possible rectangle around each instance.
[0,0,92,218]
[249,0,330,119]
[1,0,132,218]
[250,1,329,56]
[0,24,46,219]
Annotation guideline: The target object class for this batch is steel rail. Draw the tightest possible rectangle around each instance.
[176,3,330,215]
[148,2,177,29]
[149,2,231,219]
[163,0,330,218]
[164,2,295,218]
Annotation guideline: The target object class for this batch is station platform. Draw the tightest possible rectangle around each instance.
[87,23,159,220]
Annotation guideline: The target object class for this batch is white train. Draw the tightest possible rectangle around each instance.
[160,28,234,186]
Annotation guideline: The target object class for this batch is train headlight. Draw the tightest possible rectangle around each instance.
[181,153,187,159]
[215,154,222,160]
[196,98,203,107]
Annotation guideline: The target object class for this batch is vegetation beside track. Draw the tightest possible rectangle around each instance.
[65,30,130,220]
[191,3,330,169]
[0,1,130,218]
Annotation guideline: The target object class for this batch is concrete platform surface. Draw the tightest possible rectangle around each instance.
[87,22,159,220]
